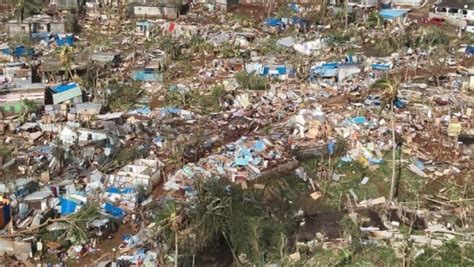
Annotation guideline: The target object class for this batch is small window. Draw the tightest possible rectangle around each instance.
[448,8,458,14]
[463,10,468,15]
[436,7,447,13]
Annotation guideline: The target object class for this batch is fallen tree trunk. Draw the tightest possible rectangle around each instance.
[255,160,300,182]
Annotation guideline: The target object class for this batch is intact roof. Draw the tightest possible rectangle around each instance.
[437,0,474,9]
[51,82,79,93]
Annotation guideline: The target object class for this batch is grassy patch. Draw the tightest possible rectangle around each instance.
[0,145,12,161]
[235,71,267,91]
[164,84,227,115]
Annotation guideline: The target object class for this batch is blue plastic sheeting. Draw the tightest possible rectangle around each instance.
[394,98,406,109]
[253,140,266,152]
[31,32,50,43]
[415,160,425,171]
[291,16,307,27]
[1,204,11,226]
[235,147,252,166]
[60,198,78,216]
[341,155,353,162]
[371,63,392,71]
[130,106,151,115]
[351,117,367,124]
[346,54,354,63]
[263,65,295,77]
[379,9,408,19]
[106,187,121,194]
[369,158,383,164]
[13,45,34,58]
[104,202,125,218]
[265,17,282,27]
[327,140,335,155]
[51,82,78,93]
[465,45,474,56]
[1,47,10,55]
[56,34,74,46]
[160,107,182,116]
[290,3,300,13]
[311,62,339,77]
[132,70,161,82]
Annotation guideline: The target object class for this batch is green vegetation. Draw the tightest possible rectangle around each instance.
[188,34,213,55]
[167,175,308,265]
[235,71,267,91]
[164,84,227,114]
[0,145,12,161]
[412,241,474,266]
[260,36,286,55]
[106,81,143,111]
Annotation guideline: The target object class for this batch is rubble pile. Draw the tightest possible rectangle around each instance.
[0,0,473,266]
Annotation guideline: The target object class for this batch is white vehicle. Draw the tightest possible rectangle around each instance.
[446,57,456,66]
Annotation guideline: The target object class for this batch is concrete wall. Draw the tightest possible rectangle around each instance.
[6,23,27,38]
[132,5,178,19]
[50,23,66,33]
[7,22,65,37]
[392,0,422,7]
[53,0,82,9]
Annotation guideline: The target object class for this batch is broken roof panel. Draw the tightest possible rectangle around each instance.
[379,9,408,19]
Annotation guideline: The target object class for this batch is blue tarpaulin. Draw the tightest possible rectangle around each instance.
[1,47,10,55]
[265,18,282,27]
[351,117,367,124]
[132,70,161,82]
[328,140,335,155]
[372,63,392,71]
[104,202,125,218]
[465,45,474,56]
[55,34,74,46]
[160,107,182,116]
[60,197,78,216]
[51,82,78,93]
[13,45,34,58]
[394,98,406,109]
[31,32,50,43]
[291,16,307,27]
[379,9,408,20]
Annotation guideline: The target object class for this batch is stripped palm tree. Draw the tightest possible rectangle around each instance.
[13,0,40,43]
[156,201,183,267]
[370,78,399,202]
[59,46,75,79]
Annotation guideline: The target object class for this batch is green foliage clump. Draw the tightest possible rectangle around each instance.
[188,34,213,55]
[164,84,227,114]
[159,34,181,60]
[182,176,302,265]
[235,71,267,91]
[412,241,474,266]
[0,145,12,161]
[107,81,142,111]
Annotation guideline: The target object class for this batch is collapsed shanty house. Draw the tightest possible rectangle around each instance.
[90,52,121,66]
[1,62,33,83]
[39,56,88,84]
[108,158,163,193]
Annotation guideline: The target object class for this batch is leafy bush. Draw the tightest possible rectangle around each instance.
[235,71,267,91]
